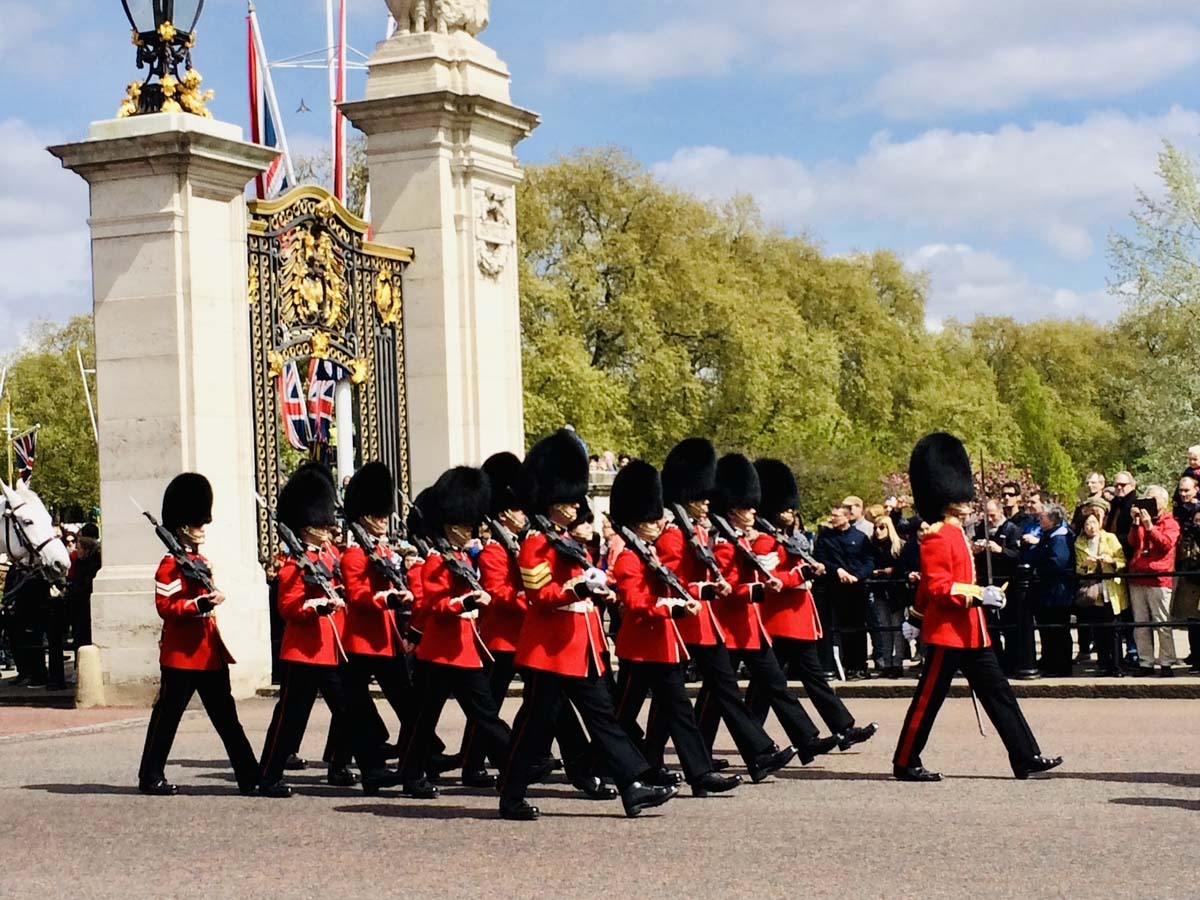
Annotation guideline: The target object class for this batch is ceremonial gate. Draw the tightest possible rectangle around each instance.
[246,186,413,561]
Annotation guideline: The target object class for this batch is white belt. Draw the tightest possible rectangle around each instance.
[656,598,686,610]
[557,600,594,614]
[458,609,479,620]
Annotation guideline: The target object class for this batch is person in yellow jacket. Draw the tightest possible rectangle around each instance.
[1075,508,1127,677]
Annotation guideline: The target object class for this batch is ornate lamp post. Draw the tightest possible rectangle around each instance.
[117,0,213,117]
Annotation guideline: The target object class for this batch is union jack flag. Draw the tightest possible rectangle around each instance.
[307,358,347,445]
[13,431,35,483]
[278,360,311,450]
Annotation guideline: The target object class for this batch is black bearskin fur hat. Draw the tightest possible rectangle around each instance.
[162,473,213,530]
[520,429,589,515]
[343,461,394,522]
[712,453,761,515]
[909,432,975,523]
[482,452,523,517]
[278,462,338,532]
[610,460,664,528]
[662,438,718,506]
[406,487,434,542]
[754,459,800,522]
[425,466,491,533]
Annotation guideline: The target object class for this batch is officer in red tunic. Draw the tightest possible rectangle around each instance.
[700,454,839,764]
[498,429,678,821]
[257,464,392,797]
[608,460,742,797]
[395,466,513,798]
[647,438,796,782]
[893,433,1063,782]
[336,461,417,765]
[137,473,259,796]
[749,458,878,750]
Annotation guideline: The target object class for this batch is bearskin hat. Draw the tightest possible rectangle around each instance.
[712,453,761,515]
[161,473,213,530]
[754,459,800,522]
[909,432,975,523]
[424,466,491,533]
[343,461,394,522]
[520,428,589,515]
[610,460,664,528]
[482,451,523,517]
[662,438,718,506]
[278,462,338,533]
[406,487,434,542]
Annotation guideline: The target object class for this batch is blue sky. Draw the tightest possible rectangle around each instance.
[3,0,1200,349]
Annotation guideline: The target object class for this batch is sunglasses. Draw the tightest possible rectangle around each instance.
[1002,491,1019,498]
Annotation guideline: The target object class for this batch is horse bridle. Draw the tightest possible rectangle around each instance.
[3,496,64,586]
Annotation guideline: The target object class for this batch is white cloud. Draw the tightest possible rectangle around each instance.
[546,22,747,86]
[0,119,91,353]
[907,243,1120,327]
[653,107,1200,260]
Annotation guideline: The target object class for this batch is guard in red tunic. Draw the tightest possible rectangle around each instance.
[257,463,391,797]
[498,429,678,821]
[609,460,741,797]
[335,461,417,767]
[750,458,878,750]
[395,466,513,798]
[893,433,1063,782]
[646,438,795,782]
[136,473,259,796]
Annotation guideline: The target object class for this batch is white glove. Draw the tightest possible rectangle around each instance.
[582,567,609,591]
[901,621,921,642]
[980,586,1007,610]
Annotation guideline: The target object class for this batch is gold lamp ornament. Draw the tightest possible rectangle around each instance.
[118,0,212,117]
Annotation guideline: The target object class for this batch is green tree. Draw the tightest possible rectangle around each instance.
[1011,366,1076,498]
[292,133,370,217]
[2,316,98,518]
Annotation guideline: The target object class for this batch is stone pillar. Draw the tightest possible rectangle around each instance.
[342,30,539,491]
[49,114,277,705]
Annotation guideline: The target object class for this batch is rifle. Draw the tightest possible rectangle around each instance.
[433,538,486,594]
[346,520,415,641]
[668,502,726,583]
[531,513,609,596]
[709,512,778,583]
[755,515,822,571]
[486,515,522,560]
[130,496,216,594]
[606,516,694,603]
[254,494,344,609]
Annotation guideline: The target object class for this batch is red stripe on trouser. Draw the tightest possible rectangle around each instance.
[260,675,291,778]
[896,645,943,766]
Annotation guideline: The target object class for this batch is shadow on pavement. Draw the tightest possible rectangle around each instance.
[335,802,622,821]
[1110,796,1200,812]
[772,769,894,782]
[22,783,244,798]
[950,771,1200,788]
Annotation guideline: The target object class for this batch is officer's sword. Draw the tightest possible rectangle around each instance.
[970,447,993,738]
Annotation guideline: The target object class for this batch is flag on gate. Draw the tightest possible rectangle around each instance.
[13,430,35,483]
[307,357,346,445]
[248,2,294,200]
[279,360,312,450]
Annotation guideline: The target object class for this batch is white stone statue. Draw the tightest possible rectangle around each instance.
[387,0,489,37]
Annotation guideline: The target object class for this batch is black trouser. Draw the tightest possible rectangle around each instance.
[1076,605,1117,671]
[70,594,92,649]
[45,600,65,686]
[259,661,383,785]
[460,650,591,774]
[10,600,46,682]
[833,584,869,672]
[757,637,854,734]
[646,642,774,768]
[1037,605,1073,676]
[893,644,1040,772]
[613,660,713,783]
[698,645,820,751]
[812,586,837,673]
[500,665,649,804]
[988,601,1020,675]
[138,666,259,790]
[323,651,416,762]
[397,660,512,782]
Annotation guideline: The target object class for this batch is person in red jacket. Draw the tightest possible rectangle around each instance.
[257,463,393,797]
[136,473,259,796]
[701,453,839,765]
[609,460,741,797]
[893,433,1062,782]
[394,466,512,798]
[646,439,795,782]
[498,429,678,821]
[1127,485,1181,674]
[749,458,878,750]
[332,461,418,767]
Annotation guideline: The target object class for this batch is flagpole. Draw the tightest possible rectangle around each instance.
[249,2,297,186]
[326,0,336,189]
[6,404,13,486]
[77,345,99,445]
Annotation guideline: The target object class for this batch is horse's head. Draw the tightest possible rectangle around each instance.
[1,481,72,583]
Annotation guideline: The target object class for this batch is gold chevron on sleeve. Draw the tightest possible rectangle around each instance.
[521,562,552,590]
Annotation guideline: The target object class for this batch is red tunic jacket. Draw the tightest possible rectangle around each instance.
[655,523,726,647]
[911,521,990,649]
[414,550,491,669]
[514,531,609,677]
[713,536,772,651]
[154,554,234,671]
[752,533,823,642]
[477,540,527,653]
[277,544,346,666]
[340,543,401,657]
[611,547,690,664]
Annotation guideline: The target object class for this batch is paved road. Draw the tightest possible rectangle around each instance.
[2,695,1198,899]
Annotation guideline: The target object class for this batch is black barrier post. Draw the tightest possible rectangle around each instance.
[1014,565,1040,679]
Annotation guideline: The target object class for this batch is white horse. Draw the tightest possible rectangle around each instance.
[0,480,72,585]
